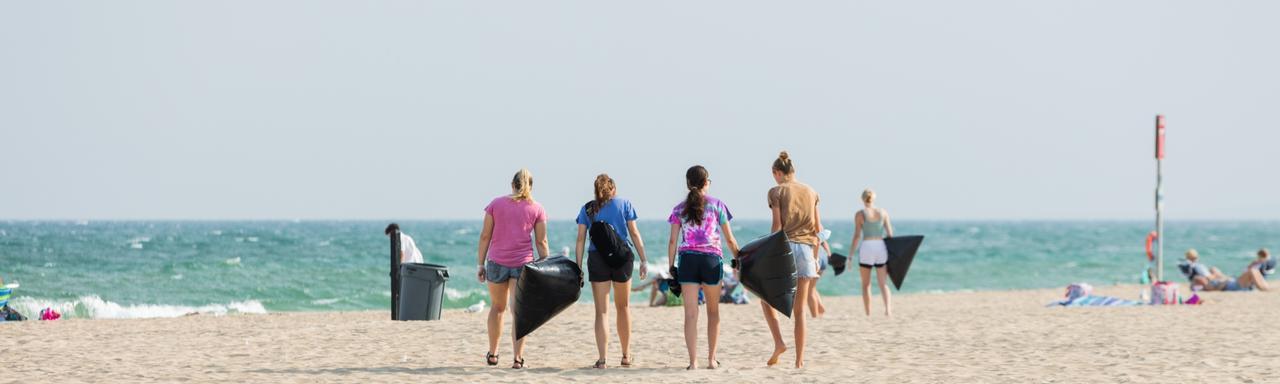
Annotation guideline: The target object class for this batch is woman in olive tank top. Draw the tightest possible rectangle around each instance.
[851,189,894,317]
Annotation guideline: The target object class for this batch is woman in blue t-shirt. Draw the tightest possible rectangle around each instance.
[574,173,648,369]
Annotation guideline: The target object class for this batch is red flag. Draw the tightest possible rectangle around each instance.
[1156,115,1166,159]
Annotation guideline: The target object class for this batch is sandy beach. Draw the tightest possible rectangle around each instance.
[3,285,1277,383]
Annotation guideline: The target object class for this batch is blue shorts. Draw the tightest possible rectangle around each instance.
[677,251,723,286]
[1223,279,1253,292]
[485,261,523,284]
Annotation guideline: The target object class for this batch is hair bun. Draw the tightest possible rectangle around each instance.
[779,151,789,161]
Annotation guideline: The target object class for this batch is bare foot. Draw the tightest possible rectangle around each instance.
[767,344,787,366]
[795,361,804,369]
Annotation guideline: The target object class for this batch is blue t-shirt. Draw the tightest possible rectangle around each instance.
[576,198,638,252]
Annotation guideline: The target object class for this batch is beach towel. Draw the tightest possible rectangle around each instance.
[1050,295,1144,307]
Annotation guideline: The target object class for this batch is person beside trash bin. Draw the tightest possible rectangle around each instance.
[384,223,424,264]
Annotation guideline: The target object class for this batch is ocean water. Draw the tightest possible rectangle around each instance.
[1,220,1276,319]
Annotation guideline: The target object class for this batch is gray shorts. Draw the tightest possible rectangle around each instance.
[790,242,819,278]
[485,261,523,284]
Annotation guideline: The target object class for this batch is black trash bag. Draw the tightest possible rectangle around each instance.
[828,253,848,276]
[512,256,583,339]
[667,266,683,297]
[736,231,796,317]
[884,235,925,290]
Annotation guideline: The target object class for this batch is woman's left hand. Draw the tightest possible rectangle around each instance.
[638,262,648,280]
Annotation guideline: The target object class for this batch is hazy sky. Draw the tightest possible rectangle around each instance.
[2,1,1277,221]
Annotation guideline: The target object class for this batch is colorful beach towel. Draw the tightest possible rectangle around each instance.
[0,288,10,308]
[1050,295,1144,307]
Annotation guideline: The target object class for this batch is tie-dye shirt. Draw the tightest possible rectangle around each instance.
[667,196,733,256]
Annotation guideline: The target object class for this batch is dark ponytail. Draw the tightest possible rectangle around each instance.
[587,173,615,217]
[682,166,709,225]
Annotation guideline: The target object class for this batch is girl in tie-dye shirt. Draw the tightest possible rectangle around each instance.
[666,165,740,370]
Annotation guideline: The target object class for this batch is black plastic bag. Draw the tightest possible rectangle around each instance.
[512,257,583,339]
[885,235,924,290]
[737,231,796,317]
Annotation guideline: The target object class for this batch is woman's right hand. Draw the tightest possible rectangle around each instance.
[477,268,486,283]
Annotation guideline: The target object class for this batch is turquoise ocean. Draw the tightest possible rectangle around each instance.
[1,220,1276,319]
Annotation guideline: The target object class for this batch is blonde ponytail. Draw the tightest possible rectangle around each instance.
[511,168,534,201]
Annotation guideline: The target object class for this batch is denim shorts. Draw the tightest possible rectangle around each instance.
[485,260,523,284]
[790,242,819,278]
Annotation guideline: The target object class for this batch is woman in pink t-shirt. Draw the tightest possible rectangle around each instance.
[477,168,549,369]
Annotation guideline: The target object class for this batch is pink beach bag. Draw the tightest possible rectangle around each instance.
[1150,282,1178,305]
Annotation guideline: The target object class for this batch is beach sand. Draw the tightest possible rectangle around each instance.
[4,285,1278,383]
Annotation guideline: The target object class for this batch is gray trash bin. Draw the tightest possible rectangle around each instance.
[398,263,450,321]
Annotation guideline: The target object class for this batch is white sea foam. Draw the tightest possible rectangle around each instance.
[130,243,144,249]
[225,257,242,266]
[444,288,482,300]
[247,237,259,242]
[311,298,341,305]
[172,274,184,280]
[832,243,845,250]
[9,296,267,319]
[211,230,223,236]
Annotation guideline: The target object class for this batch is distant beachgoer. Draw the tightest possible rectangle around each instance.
[384,223,424,264]
[668,165,740,370]
[719,264,749,305]
[851,189,894,317]
[477,169,549,369]
[1187,248,1272,292]
[761,151,821,368]
[0,277,22,321]
[574,173,648,369]
[632,269,679,307]
[807,229,833,318]
[1179,249,1226,290]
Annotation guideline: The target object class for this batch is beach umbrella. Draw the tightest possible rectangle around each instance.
[512,257,583,339]
[737,231,797,317]
[884,235,924,290]
[828,253,848,276]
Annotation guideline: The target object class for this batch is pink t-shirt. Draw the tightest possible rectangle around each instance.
[484,196,548,268]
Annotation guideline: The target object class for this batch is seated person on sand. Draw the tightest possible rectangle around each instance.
[631,269,677,307]
[1181,248,1273,292]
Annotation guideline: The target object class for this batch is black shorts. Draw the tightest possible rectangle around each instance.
[677,251,723,285]
[588,250,634,283]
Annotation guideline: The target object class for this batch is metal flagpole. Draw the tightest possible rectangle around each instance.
[1155,115,1166,282]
